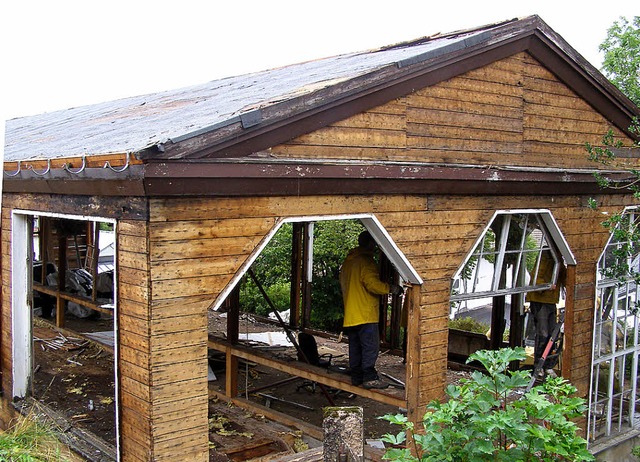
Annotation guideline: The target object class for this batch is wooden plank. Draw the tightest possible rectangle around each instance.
[152,379,208,406]
[118,250,149,272]
[408,108,523,133]
[118,234,148,255]
[152,411,208,439]
[149,217,276,241]
[407,94,523,119]
[151,313,207,336]
[120,374,151,405]
[152,393,208,425]
[209,337,406,408]
[119,281,149,304]
[152,359,207,386]
[289,126,406,148]
[150,255,245,281]
[151,274,231,300]
[153,330,207,351]
[150,195,428,222]
[150,295,213,319]
[150,236,262,261]
[120,358,150,386]
[119,330,151,356]
[151,345,207,368]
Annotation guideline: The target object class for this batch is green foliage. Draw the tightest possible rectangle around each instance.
[380,348,594,462]
[448,317,489,335]
[240,220,365,330]
[600,16,640,107]
[0,413,70,461]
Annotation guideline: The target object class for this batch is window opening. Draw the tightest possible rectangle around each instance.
[449,210,573,362]
[13,213,119,453]
[207,214,421,426]
[589,207,640,444]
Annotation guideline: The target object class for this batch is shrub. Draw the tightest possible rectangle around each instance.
[448,316,489,334]
[381,347,594,462]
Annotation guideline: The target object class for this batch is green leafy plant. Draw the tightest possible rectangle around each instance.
[380,348,593,462]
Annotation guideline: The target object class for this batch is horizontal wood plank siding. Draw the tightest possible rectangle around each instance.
[117,218,153,462]
[270,53,637,171]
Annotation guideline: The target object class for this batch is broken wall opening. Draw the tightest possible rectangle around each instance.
[207,214,422,437]
[449,210,575,367]
[12,212,118,453]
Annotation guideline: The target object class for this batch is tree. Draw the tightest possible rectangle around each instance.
[600,16,640,106]
[380,348,593,462]
[586,16,640,282]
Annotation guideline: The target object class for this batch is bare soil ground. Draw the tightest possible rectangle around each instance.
[32,316,117,449]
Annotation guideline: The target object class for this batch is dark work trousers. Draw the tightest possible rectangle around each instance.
[345,323,380,385]
[530,301,557,367]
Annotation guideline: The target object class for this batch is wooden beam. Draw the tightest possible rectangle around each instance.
[208,336,406,408]
[33,283,113,315]
[562,265,576,382]
[56,233,67,328]
[405,284,421,425]
[290,223,303,328]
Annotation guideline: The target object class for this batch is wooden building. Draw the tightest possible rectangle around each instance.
[2,15,640,461]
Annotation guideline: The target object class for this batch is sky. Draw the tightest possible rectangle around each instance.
[0,0,637,122]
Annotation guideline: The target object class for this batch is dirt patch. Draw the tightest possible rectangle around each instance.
[32,321,117,448]
[208,312,413,441]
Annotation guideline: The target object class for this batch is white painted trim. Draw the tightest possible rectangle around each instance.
[11,213,31,398]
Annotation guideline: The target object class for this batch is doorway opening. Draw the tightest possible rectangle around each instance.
[12,211,119,455]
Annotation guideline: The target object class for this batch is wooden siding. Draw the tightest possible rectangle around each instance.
[270,52,634,170]
[0,194,153,461]
[148,191,640,424]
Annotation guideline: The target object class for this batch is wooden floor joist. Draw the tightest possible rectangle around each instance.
[208,336,406,408]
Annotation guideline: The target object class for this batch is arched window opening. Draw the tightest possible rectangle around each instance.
[449,210,573,361]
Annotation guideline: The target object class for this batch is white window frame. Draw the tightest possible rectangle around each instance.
[451,209,575,304]
[588,206,640,445]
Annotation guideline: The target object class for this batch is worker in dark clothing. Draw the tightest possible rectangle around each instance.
[340,231,402,389]
[526,250,566,377]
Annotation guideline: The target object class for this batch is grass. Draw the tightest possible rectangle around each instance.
[0,411,73,462]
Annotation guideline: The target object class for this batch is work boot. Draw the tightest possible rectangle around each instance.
[362,379,389,389]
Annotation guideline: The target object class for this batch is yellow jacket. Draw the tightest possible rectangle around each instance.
[526,254,565,305]
[340,247,390,327]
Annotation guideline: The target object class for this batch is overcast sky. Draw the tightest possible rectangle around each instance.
[0,0,637,122]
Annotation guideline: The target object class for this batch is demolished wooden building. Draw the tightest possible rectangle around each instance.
[2,15,640,461]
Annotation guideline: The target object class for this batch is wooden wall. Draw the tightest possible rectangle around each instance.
[148,190,639,435]
[0,193,152,461]
[270,52,635,170]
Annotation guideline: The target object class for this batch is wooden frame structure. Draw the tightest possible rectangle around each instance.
[2,15,640,461]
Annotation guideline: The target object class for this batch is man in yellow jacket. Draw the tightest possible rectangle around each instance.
[526,250,566,377]
[340,231,402,389]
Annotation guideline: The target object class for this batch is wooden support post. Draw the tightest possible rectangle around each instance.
[226,285,240,398]
[90,222,100,301]
[323,407,363,462]
[56,233,67,328]
[226,346,239,399]
[290,223,303,329]
[301,222,312,329]
[561,265,576,381]
[490,295,505,350]
[405,284,421,426]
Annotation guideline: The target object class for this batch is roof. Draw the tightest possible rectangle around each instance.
[5,15,638,164]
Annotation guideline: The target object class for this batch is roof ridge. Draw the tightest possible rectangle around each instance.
[371,16,525,53]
